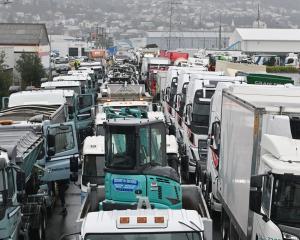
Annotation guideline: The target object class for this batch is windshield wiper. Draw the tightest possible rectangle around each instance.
[178,220,199,232]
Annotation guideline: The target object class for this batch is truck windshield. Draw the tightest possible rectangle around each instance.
[82,155,105,186]
[191,101,210,134]
[0,170,4,191]
[0,170,6,221]
[272,175,300,227]
[106,126,136,169]
[85,232,202,240]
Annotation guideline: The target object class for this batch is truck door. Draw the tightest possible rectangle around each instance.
[76,94,95,143]
[42,122,79,182]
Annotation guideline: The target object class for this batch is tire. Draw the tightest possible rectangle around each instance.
[221,209,230,240]
[195,162,202,186]
[188,172,196,184]
[30,213,46,240]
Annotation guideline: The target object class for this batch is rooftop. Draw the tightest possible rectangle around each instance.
[235,28,300,41]
[0,23,49,45]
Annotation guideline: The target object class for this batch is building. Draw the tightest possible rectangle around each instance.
[49,35,91,57]
[0,23,50,70]
[229,28,300,55]
[146,31,231,50]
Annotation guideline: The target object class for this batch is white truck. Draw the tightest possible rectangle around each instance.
[41,80,82,95]
[174,70,224,141]
[205,82,241,212]
[218,85,300,240]
[81,136,105,202]
[165,67,208,133]
[181,75,244,183]
[76,197,212,240]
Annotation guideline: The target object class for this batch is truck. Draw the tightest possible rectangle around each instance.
[217,85,300,240]
[0,127,47,240]
[205,74,295,213]
[0,90,79,182]
[0,90,82,239]
[53,74,94,95]
[141,57,170,89]
[181,75,245,183]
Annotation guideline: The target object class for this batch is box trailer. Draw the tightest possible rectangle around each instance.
[218,85,300,240]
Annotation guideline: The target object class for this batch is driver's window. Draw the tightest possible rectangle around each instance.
[49,126,75,154]
[262,175,273,217]
[139,127,150,165]
[6,168,15,199]
[150,127,162,165]
[78,95,93,110]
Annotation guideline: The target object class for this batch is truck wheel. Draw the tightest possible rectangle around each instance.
[195,162,202,186]
[188,172,196,184]
[30,213,46,240]
[221,209,230,240]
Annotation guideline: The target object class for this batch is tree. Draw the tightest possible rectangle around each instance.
[0,51,12,108]
[16,52,45,89]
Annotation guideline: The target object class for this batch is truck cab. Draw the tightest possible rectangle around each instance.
[182,75,244,183]
[80,206,211,240]
[102,119,182,210]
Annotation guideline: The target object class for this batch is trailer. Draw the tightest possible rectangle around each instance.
[217,85,300,240]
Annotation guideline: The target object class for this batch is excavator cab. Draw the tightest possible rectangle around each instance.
[101,119,182,210]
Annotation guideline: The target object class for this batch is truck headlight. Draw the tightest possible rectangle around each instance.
[283,232,299,240]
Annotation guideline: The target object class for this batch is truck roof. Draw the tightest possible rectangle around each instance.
[8,90,74,107]
[41,81,81,88]
[53,75,91,81]
[83,136,105,155]
[262,134,300,175]
[106,118,162,126]
[226,85,300,112]
[187,75,244,102]
[81,209,204,235]
[68,70,94,75]
[144,57,171,65]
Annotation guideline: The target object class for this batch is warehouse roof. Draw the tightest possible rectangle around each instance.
[0,23,49,45]
[147,31,231,38]
[235,28,300,41]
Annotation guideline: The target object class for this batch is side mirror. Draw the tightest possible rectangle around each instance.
[91,107,96,119]
[0,190,8,206]
[16,171,26,191]
[68,105,74,115]
[249,175,263,214]
[70,172,78,182]
[152,103,158,112]
[70,156,79,173]
[47,147,56,157]
[47,134,56,148]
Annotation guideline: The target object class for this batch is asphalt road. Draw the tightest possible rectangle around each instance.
[46,183,81,240]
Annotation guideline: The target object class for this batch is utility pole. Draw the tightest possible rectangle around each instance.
[218,15,222,50]
[168,0,181,50]
[257,3,261,28]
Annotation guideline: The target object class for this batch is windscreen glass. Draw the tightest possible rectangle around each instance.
[272,176,300,227]
[85,232,202,240]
